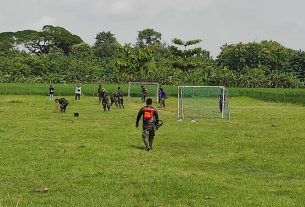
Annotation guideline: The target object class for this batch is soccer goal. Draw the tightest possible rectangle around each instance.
[128,82,160,103]
[178,86,230,120]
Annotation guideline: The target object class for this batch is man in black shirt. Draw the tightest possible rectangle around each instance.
[49,85,55,100]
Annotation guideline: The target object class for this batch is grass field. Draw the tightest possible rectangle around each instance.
[0,95,305,206]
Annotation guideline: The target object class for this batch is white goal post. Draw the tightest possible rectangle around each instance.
[178,86,230,120]
[128,82,160,103]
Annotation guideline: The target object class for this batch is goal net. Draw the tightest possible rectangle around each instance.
[128,82,160,103]
[178,86,230,120]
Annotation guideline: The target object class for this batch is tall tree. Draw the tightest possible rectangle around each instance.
[216,43,248,72]
[15,29,50,55]
[42,25,83,55]
[289,50,305,81]
[94,31,118,58]
[14,25,82,55]
[217,41,292,73]
[0,32,15,52]
[169,38,211,85]
[71,42,93,58]
[137,28,161,47]
[170,38,209,71]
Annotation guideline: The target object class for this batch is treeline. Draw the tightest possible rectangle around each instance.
[0,25,305,88]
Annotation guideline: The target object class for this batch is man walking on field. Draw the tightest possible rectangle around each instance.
[136,98,159,151]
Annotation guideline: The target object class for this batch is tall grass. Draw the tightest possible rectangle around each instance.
[0,83,304,105]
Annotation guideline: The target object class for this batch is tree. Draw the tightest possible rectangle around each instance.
[94,31,118,58]
[289,50,305,81]
[0,32,15,52]
[216,43,248,72]
[259,40,291,72]
[14,25,82,55]
[42,25,83,55]
[72,42,94,58]
[15,29,50,55]
[217,41,292,73]
[169,38,212,85]
[170,38,209,71]
[137,28,161,47]
[114,44,156,81]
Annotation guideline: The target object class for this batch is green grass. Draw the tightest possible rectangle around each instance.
[0,95,305,206]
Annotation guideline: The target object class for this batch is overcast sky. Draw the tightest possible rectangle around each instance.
[1,0,304,57]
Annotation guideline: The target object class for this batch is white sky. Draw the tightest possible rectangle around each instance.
[1,0,304,57]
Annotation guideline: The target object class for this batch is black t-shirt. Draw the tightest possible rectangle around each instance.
[59,98,68,106]
[49,87,54,94]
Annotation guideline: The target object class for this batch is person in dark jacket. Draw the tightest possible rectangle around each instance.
[140,85,148,103]
[159,88,166,107]
[117,87,125,109]
[100,88,111,112]
[49,85,55,100]
[136,98,159,151]
[55,98,69,112]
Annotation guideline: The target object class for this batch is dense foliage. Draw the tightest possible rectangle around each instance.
[0,26,304,88]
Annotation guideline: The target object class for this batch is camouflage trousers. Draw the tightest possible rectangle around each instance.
[142,125,156,150]
[102,99,110,111]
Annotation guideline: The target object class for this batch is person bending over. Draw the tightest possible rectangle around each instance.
[55,98,69,112]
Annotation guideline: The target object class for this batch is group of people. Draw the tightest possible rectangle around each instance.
[49,84,126,113]
[49,83,163,152]
[49,84,82,101]
[49,83,228,152]
[97,85,125,111]
[50,84,81,113]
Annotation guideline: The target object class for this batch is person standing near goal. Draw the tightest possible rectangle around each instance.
[140,85,148,102]
[218,88,226,113]
[159,88,166,107]
[136,98,159,151]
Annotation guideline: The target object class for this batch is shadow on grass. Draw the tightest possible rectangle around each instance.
[129,144,145,151]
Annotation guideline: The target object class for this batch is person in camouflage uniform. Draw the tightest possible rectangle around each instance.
[140,85,148,103]
[117,87,124,109]
[110,92,119,108]
[55,98,69,112]
[100,88,111,111]
[136,98,159,151]
[97,84,102,103]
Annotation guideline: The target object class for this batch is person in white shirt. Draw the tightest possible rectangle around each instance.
[75,84,81,100]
